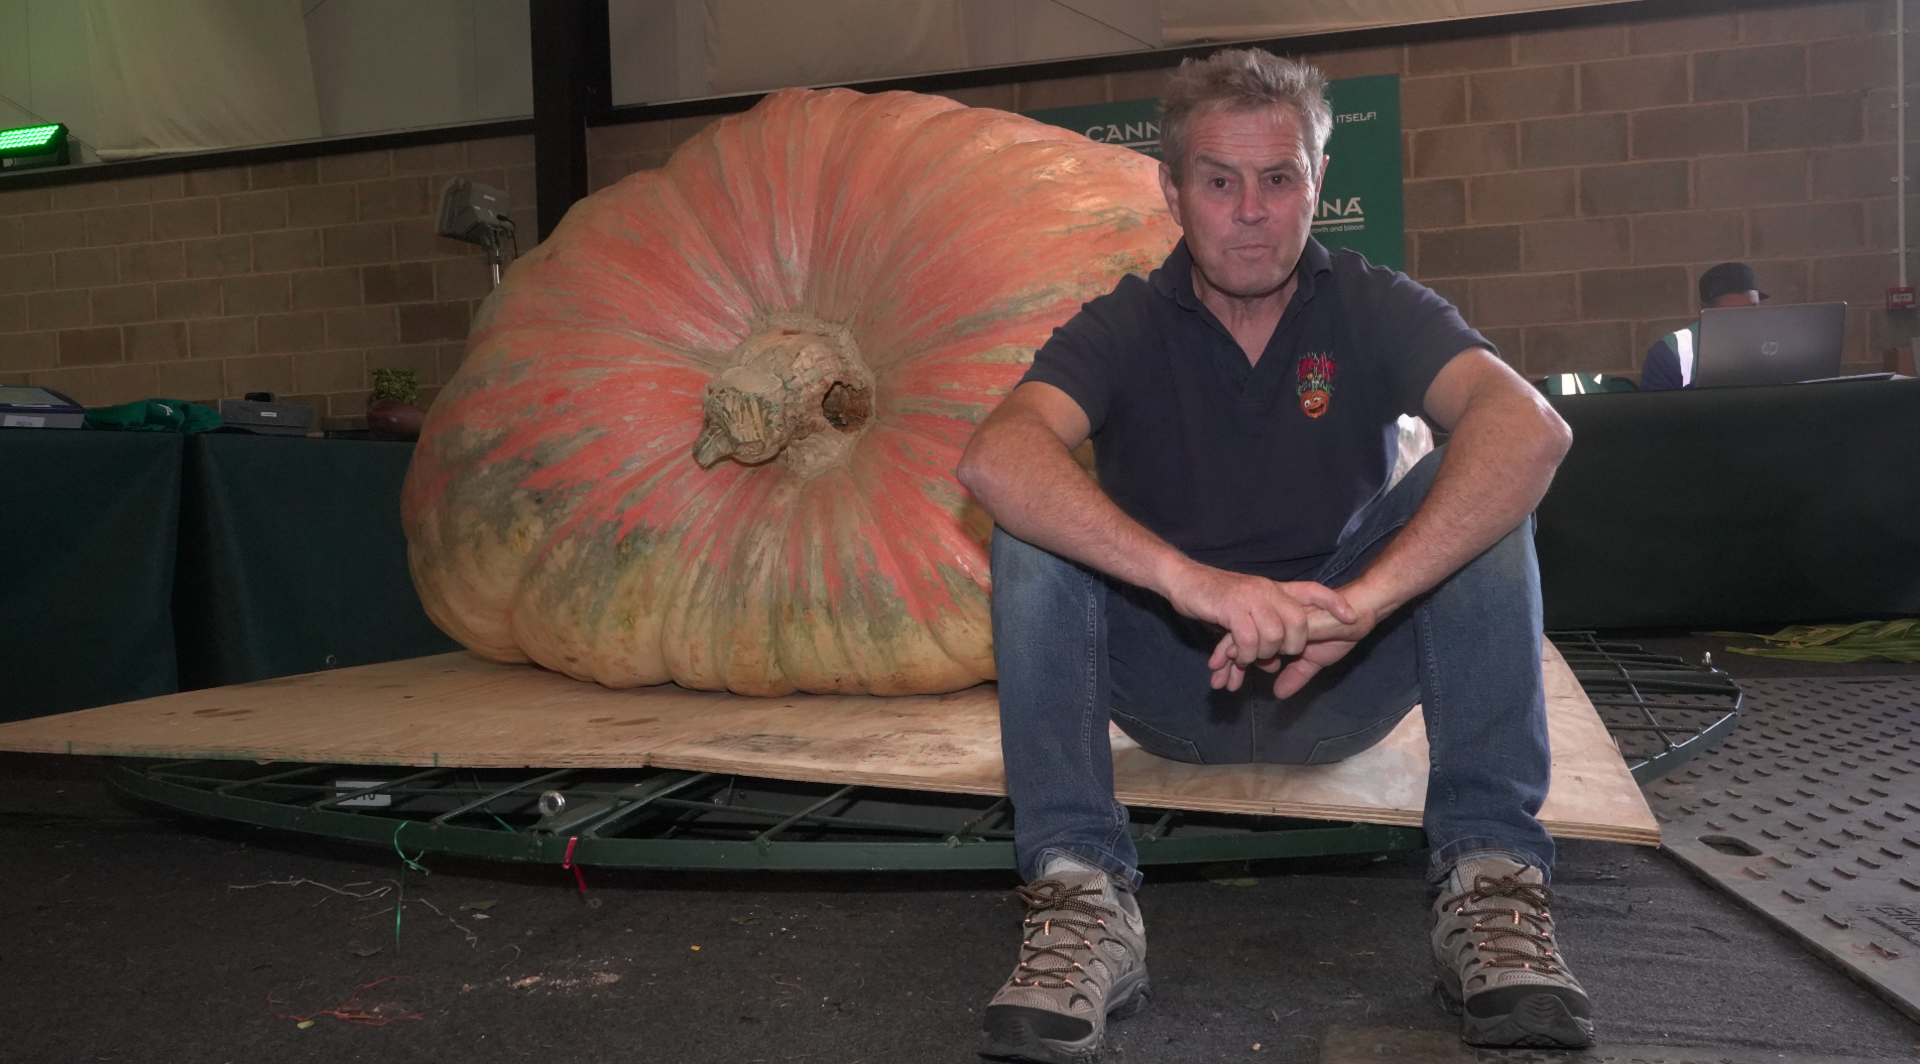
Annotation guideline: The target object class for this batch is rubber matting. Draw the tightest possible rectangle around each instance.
[1320,1025,1906,1063]
[1646,676,1920,1022]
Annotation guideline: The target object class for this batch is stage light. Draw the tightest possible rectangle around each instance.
[0,122,70,169]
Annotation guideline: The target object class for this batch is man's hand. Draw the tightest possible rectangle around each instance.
[1204,575,1396,697]
[1159,563,1359,690]
[1244,620,1367,698]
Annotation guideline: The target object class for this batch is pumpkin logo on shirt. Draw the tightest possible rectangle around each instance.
[1296,352,1337,419]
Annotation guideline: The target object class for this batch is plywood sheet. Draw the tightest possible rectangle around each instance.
[0,643,1657,845]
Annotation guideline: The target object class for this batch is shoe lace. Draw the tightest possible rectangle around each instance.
[1010,879,1118,990]
[1439,873,1563,973]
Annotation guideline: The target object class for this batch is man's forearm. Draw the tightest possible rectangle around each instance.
[958,414,1190,596]
[1344,390,1569,620]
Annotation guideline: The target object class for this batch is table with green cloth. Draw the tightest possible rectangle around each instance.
[0,431,455,722]
[1537,377,1920,629]
[171,434,458,692]
[1,432,183,720]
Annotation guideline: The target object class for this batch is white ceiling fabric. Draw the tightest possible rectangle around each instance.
[1161,0,1626,44]
[704,0,971,96]
[690,0,1635,100]
[2,0,1643,162]
[86,0,320,159]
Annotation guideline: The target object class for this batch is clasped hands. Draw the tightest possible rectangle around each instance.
[1162,563,1384,698]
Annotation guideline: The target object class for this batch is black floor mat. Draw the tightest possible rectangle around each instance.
[3,751,1919,1063]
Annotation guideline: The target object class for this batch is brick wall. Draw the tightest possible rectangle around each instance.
[1390,1,1908,376]
[0,0,1906,417]
[864,0,1907,380]
[0,139,536,424]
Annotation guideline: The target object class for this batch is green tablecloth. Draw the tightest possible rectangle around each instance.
[0,431,182,722]
[1538,378,1920,629]
[172,434,458,689]
[0,430,456,720]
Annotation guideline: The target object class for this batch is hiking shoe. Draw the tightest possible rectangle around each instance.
[981,868,1149,1063]
[1431,854,1594,1048]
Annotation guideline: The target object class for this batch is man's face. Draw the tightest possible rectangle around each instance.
[1159,104,1324,301]
[1709,290,1761,309]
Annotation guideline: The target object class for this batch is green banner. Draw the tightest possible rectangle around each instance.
[1021,98,1167,158]
[1022,73,1405,270]
[1315,75,1404,271]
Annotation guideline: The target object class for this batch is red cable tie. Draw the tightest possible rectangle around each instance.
[562,835,588,894]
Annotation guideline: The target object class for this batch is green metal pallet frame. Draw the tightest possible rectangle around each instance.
[108,760,1427,870]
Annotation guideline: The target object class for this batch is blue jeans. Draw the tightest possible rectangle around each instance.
[992,448,1554,889]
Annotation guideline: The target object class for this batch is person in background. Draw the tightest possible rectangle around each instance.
[1640,262,1767,391]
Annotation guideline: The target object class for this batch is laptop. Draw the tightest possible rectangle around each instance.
[1692,302,1846,388]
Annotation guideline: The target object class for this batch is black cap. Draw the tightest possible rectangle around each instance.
[1698,261,1768,304]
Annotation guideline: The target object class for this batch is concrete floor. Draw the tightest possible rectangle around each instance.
[3,632,1918,1063]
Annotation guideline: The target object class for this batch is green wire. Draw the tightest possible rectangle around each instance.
[462,770,519,833]
[391,822,430,952]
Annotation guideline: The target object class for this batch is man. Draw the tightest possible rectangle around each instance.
[1640,261,1768,390]
[956,50,1587,1063]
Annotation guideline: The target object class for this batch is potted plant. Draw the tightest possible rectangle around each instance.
[367,367,425,441]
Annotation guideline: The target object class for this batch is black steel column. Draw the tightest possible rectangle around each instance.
[530,0,610,242]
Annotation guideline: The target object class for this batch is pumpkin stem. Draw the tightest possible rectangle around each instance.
[694,316,872,478]
[691,417,743,467]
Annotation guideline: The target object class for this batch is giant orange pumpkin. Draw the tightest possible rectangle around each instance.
[402,87,1176,696]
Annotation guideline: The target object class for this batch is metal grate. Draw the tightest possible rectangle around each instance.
[1647,676,1920,1023]
[107,759,1426,871]
[1548,631,1744,784]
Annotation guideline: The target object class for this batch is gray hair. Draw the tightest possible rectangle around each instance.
[1159,49,1332,184]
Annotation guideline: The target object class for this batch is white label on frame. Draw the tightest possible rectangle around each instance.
[332,780,394,808]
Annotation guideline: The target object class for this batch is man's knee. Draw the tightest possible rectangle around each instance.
[991,526,1080,595]
[990,527,1105,664]
[1450,512,1542,600]
[1328,446,1446,573]
[1372,444,1446,520]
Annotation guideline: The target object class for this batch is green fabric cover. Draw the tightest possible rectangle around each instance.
[82,398,222,433]
[0,431,182,721]
[1536,378,1920,629]
[171,434,459,689]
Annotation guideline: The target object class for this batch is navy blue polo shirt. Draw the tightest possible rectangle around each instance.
[1020,237,1488,581]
